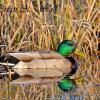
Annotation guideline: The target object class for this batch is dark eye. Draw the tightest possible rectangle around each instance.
[68,43,73,46]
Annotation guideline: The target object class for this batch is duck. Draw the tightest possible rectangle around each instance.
[0,40,78,84]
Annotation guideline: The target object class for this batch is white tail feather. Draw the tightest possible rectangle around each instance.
[0,62,15,66]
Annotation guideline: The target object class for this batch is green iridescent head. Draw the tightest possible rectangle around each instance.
[58,77,76,92]
[57,40,76,56]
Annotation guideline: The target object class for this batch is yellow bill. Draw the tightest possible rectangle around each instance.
[73,49,86,58]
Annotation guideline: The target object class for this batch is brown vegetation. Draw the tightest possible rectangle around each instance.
[0,0,100,100]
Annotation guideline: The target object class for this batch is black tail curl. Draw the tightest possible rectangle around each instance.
[0,54,20,80]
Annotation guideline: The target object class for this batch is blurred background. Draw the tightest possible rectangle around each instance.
[0,0,100,100]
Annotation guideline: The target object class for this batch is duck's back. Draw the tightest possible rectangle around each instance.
[8,50,64,62]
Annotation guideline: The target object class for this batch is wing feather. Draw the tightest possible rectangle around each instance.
[9,51,63,62]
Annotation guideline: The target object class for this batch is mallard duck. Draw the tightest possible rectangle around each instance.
[0,40,78,84]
